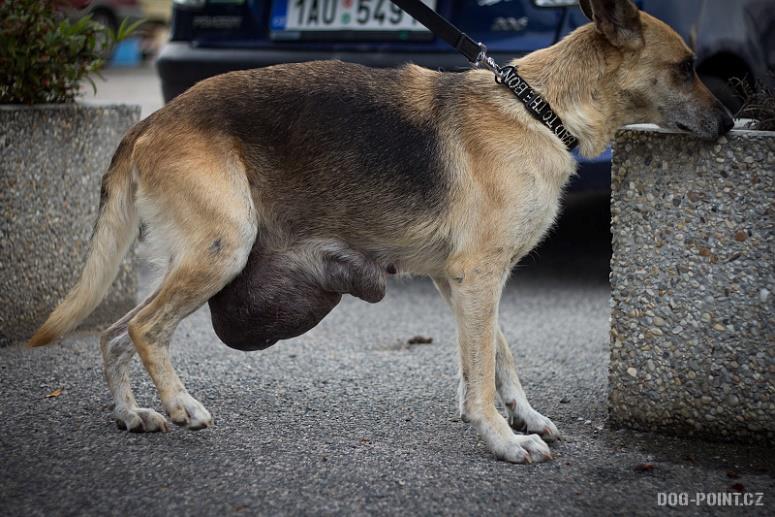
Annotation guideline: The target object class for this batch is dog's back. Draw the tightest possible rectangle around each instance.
[145,61,460,266]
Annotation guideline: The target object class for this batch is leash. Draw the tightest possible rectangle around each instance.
[388,0,578,151]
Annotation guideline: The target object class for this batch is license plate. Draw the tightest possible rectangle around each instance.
[270,0,436,35]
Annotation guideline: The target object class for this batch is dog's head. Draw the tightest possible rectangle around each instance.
[579,0,734,139]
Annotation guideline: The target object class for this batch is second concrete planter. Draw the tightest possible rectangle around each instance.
[0,103,140,347]
[609,126,774,443]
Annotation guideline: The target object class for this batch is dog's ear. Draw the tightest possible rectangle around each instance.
[582,0,643,50]
[578,0,594,21]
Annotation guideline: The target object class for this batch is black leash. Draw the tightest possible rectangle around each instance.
[389,0,578,151]
[388,0,483,63]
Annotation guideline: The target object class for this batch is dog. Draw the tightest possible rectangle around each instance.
[29,0,732,463]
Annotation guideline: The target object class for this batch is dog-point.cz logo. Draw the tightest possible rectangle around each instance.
[657,492,765,507]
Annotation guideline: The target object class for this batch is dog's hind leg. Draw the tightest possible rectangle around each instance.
[127,228,255,429]
[495,329,560,442]
[126,135,257,430]
[100,288,168,432]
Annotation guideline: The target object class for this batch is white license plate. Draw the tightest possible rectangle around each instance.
[272,0,436,32]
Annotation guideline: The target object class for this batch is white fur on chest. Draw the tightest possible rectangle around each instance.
[503,157,575,262]
[448,146,576,266]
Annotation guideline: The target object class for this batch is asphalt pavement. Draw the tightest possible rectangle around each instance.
[2,68,773,516]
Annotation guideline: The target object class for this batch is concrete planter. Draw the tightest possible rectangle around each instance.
[609,126,774,443]
[0,103,140,347]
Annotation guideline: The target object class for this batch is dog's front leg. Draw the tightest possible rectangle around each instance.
[445,260,552,464]
[495,328,560,442]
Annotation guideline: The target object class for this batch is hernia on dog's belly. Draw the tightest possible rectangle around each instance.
[208,239,386,351]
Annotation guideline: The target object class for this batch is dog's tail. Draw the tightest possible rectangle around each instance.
[27,123,145,347]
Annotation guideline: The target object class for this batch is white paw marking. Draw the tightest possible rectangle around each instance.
[506,401,561,442]
[495,433,553,464]
[475,413,554,464]
[115,407,169,433]
[165,392,213,430]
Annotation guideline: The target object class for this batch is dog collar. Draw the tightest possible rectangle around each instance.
[489,61,579,151]
[388,0,579,152]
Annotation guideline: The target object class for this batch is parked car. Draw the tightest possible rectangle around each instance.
[157,0,775,190]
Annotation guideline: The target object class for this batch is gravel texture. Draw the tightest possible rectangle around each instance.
[2,194,773,515]
[0,103,140,346]
[609,126,775,443]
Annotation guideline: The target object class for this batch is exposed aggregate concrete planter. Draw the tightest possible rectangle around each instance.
[609,126,774,443]
[0,104,140,347]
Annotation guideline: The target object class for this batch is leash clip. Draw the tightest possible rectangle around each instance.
[470,42,487,67]
[471,44,503,80]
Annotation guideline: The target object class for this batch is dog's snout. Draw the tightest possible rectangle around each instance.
[717,105,734,137]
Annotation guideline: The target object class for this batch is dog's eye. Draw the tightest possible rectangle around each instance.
[678,57,695,80]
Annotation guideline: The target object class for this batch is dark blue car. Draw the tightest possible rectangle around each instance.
[158,0,774,189]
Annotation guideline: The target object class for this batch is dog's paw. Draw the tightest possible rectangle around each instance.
[497,434,553,464]
[506,401,561,442]
[165,392,213,430]
[115,407,170,433]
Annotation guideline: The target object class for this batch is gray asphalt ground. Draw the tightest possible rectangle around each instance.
[2,67,773,516]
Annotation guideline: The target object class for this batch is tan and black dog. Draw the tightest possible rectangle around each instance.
[30,0,731,463]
